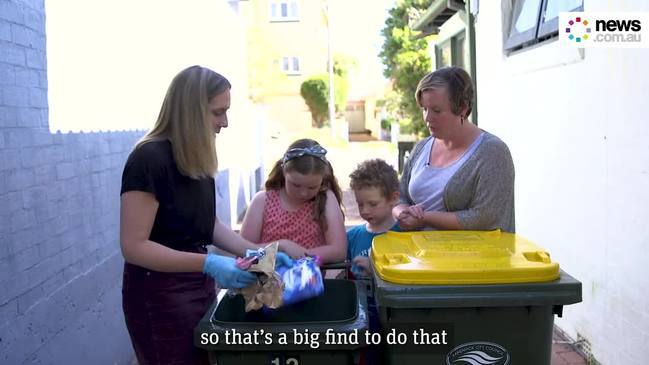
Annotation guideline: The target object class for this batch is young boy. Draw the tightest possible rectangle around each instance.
[347,158,400,278]
[346,159,400,364]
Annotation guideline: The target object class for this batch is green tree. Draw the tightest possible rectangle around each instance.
[300,76,329,127]
[380,0,433,136]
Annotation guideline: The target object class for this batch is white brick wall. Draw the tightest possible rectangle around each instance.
[0,1,138,363]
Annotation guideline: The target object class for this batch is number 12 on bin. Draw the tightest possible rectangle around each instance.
[270,354,300,365]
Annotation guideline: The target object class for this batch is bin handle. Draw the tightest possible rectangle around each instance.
[523,251,551,263]
[380,253,409,265]
[320,261,351,270]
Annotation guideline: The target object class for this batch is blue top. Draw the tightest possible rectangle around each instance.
[399,131,515,233]
[408,132,485,214]
[346,223,401,278]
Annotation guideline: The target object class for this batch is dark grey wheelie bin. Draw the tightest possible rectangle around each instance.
[194,279,368,365]
[370,230,583,365]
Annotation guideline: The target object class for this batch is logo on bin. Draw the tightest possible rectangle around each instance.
[446,341,510,365]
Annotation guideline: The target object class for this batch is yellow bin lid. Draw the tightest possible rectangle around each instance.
[370,230,560,284]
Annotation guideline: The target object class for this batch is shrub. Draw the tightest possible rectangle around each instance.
[300,76,329,127]
[300,73,350,127]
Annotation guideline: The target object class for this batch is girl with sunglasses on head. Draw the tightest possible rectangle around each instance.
[240,138,347,264]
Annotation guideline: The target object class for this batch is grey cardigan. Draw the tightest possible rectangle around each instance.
[399,131,515,233]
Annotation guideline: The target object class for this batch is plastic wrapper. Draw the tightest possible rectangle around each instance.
[237,272,284,312]
[234,244,324,311]
[276,256,324,306]
[246,244,277,276]
[235,255,259,270]
[234,242,284,311]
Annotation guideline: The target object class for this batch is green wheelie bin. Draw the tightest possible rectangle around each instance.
[370,230,582,365]
[194,279,368,365]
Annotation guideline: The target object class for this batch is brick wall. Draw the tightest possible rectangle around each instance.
[0,1,140,363]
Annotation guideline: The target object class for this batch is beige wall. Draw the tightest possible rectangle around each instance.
[241,0,328,131]
[363,96,381,138]
[345,101,366,133]
[242,0,393,135]
[265,95,313,134]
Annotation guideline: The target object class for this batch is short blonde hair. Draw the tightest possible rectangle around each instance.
[137,65,230,179]
[415,66,473,118]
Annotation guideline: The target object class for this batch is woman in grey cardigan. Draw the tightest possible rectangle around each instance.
[393,67,515,233]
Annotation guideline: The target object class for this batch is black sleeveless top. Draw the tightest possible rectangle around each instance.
[120,140,215,250]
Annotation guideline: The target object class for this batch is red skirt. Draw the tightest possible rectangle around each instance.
[122,262,216,365]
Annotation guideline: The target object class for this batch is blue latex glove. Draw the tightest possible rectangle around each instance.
[203,254,257,288]
[275,252,294,269]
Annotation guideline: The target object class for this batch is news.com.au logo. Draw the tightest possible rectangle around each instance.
[559,12,649,48]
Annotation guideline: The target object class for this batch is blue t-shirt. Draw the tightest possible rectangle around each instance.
[346,223,400,278]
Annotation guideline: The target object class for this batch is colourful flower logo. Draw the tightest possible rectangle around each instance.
[565,17,591,42]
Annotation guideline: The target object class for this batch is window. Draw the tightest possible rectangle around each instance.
[280,56,300,74]
[436,40,452,68]
[435,31,466,69]
[504,0,583,52]
[455,32,466,69]
[270,0,299,22]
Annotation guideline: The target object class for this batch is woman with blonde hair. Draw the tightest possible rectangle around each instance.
[119,65,291,364]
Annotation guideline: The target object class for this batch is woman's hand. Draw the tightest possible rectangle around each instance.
[394,203,424,220]
[203,254,257,288]
[275,252,294,269]
[405,204,425,220]
[396,212,425,231]
[277,239,307,259]
[395,204,425,231]
[392,204,409,220]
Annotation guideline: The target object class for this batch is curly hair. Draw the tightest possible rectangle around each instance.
[349,159,399,198]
